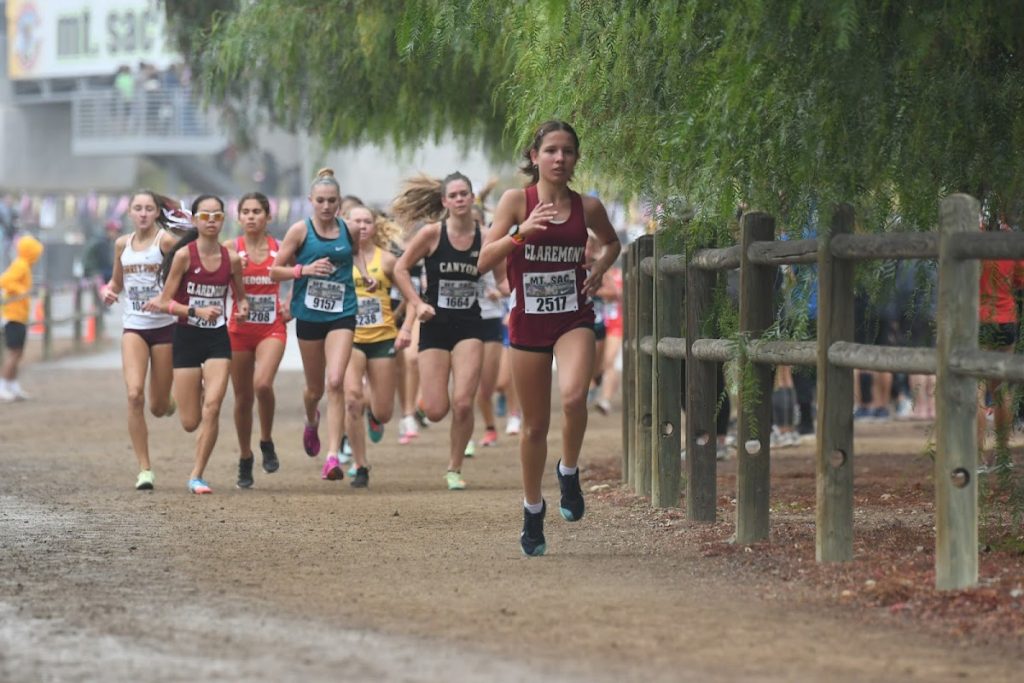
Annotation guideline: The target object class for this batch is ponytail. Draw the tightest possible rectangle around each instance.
[159,231,198,285]
[391,171,474,228]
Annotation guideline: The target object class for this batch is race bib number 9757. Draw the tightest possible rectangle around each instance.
[523,269,579,315]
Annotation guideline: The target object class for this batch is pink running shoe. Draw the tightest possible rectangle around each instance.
[303,409,321,457]
[321,454,344,481]
[480,428,499,447]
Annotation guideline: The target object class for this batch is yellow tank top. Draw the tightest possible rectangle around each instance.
[353,247,397,344]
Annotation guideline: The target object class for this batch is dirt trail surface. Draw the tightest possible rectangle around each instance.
[1,356,1022,681]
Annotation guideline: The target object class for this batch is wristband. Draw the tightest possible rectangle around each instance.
[293,263,303,279]
[510,232,526,245]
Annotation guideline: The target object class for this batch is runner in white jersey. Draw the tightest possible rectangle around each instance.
[467,253,510,454]
[103,190,183,491]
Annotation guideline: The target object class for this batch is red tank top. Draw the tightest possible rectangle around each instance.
[229,235,285,332]
[506,185,594,347]
[173,241,231,328]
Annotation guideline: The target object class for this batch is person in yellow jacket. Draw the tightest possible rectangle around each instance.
[0,234,44,401]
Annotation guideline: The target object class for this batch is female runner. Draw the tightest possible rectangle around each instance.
[225,192,289,488]
[270,168,373,483]
[146,194,248,494]
[393,172,485,490]
[343,205,413,487]
[103,190,180,490]
[478,121,621,555]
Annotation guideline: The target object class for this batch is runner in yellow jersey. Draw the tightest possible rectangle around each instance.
[343,205,414,487]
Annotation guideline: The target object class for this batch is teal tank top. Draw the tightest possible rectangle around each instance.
[290,218,358,321]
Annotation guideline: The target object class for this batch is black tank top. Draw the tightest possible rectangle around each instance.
[424,221,482,321]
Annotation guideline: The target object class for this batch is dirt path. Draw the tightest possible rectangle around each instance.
[0,363,1020,682]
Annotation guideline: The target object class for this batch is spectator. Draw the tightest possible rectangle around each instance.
[83,219,120,283]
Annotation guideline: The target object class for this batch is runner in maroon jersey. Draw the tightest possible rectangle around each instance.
[146,194,248,495]
[478,121,621,556]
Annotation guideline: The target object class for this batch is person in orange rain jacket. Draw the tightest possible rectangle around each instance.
[0,234,44,401]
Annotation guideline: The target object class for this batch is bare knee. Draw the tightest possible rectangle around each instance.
[326,374,345,395]
[522,420,550,444]
[234,389,255,412]
[202,399,222,423]
[181,416,200,432]
[126,386,145,412]
[345,392,365,418]
[254,381,274,403]
[373,403,394,423]
[424,401,448,423]
[451,397,474,423]
[561,389,589,417]
[305,386,325,404]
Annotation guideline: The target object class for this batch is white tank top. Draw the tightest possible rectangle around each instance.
[476,270,505,320]
[120,229,176,330]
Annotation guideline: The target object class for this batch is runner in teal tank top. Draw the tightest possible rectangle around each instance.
[291,217,359,322]
[271,168,375,485]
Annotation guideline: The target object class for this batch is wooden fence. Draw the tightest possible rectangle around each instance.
[0,279,107,362]
[622,194,1024,590]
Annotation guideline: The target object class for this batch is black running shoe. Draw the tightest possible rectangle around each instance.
[520,501,547,556]
[237,457,255,489]
[350,466,370,488]
[260,440,280,473]
[556,460,585,522]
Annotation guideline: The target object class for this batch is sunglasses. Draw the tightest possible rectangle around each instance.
[195,211,225,222]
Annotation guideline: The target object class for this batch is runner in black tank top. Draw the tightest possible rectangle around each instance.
[393,171,486,491]
[477,121,621,556]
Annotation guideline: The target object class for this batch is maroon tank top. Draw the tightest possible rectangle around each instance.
[506,184,594,348]
[173,241,231,328]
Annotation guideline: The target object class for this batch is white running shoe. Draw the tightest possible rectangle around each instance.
[0,386,14,402]
[399,415,419,445]
[8,383,28,401]
[505,414,522,435]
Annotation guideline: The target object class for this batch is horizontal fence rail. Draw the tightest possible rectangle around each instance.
[623,193,1009,591]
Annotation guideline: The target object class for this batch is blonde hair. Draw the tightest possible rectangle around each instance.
[391,171,473,228]
[311,167,341,194]
[345,204,402,250]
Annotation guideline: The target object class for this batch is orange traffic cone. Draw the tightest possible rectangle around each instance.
[29,298,44,335]
[84,315,96,343]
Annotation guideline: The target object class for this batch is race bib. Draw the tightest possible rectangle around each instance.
[356,296,384,327]
[126,284,159,312]
[188,296,225,328]
[305,278,345,312]
[438,279,477,310]
[523,269,579,315]
[247,294,277,324]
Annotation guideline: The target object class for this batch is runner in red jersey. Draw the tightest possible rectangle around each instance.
[225,192,290,488]
[478,121,621,556]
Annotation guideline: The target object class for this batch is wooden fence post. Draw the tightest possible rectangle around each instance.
[685,255,718,521]
[652,229,682,507]
[622,243,636,485]
[815,205,855,562]
[73,282,84,350]
[735,212,776,543]
[633,235,655,498]
[934,193,980,590]
[42,287,53,361]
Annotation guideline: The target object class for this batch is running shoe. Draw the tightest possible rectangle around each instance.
[556,460,585,522]
[347,464,358,478]
[303,410,321,457]
[505,414,522,435]
[188,478,212,495]
[520,501,547,557]
[398,415,419,445]
[594,399,612,415]
[321,454,344,481]
[237,457,254,489]
[445,470,466,491]
[415,407,430,428]
[480,428,499,447]
[259,440,280,473]
[339,436,353,465]
[8,383,28,401]
[0,385,13,402]
[135,469,154,491]
[464,440,476,458]
[350,466,370,488]
[367,411,385,443]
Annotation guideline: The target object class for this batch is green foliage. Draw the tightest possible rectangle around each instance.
[168,1,1024,235]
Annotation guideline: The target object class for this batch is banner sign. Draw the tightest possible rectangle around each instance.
[7,0,177,80]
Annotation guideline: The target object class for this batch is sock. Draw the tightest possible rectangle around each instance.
[524,499,544,514]
[558,463,578,476]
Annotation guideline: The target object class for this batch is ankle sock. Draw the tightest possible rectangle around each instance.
[558,463,578,476]
[524,499,544,514]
